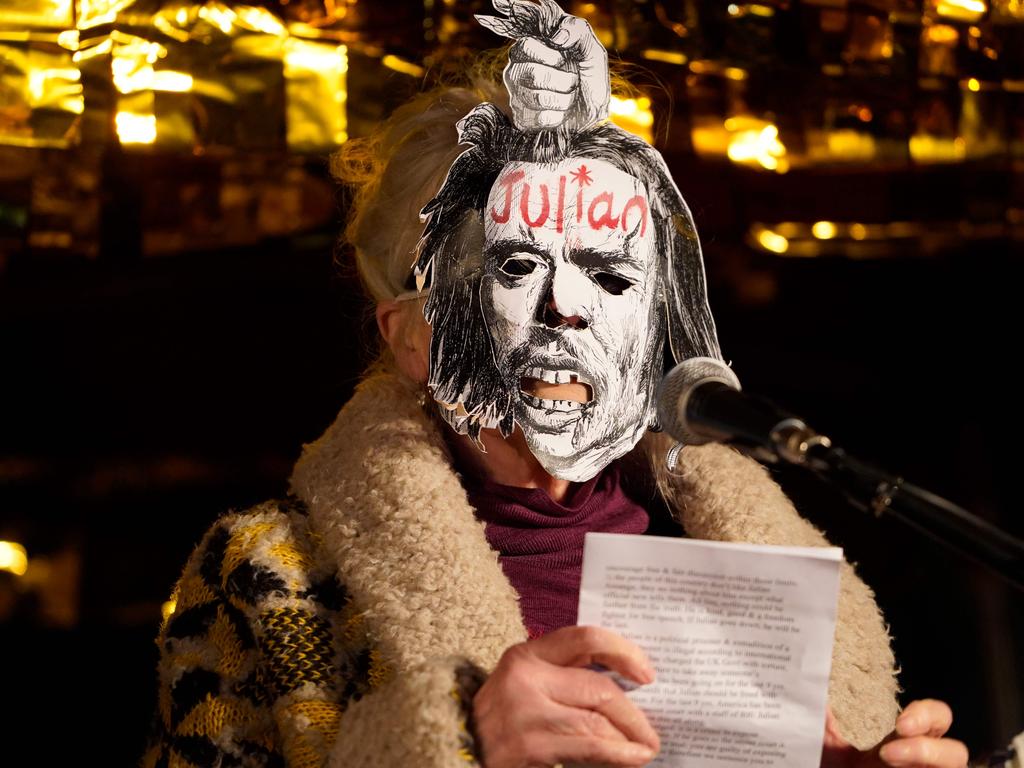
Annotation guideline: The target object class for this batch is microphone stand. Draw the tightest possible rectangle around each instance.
[759,420,1024,592]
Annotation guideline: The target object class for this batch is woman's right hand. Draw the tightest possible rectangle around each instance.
[472,625,661,767]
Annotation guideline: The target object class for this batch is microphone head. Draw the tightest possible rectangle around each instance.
[656,357,742,445]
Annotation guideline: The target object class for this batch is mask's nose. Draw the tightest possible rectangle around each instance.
[538,262,591,329]
[541,297,589,329]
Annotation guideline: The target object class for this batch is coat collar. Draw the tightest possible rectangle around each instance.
[288,370,899,747]
[288,371,528,673]
[287,370,818,672]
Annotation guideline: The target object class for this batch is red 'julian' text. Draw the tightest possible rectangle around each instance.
[489,167,649,237]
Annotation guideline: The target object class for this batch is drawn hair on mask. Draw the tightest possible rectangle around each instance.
[412,102,722,443]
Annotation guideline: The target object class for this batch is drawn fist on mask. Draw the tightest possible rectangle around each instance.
[503,15,610,133]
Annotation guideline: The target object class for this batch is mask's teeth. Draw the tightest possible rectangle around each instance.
[554,370,570,384]
[522,393,584,413]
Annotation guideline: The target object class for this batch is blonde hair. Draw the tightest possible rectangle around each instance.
[330,55,510,302]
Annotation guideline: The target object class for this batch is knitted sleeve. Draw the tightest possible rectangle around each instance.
[140,498,487,768]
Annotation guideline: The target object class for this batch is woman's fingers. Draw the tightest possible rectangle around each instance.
[546,700,629,742]
[530,625,657,686]
[895,699,954,738]
[474,629,661,768]
[878,736,969,768]
[545,666,660,751]
[539,736,656,767]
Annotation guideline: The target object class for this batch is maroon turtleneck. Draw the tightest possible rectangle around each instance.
[464,461,650,638]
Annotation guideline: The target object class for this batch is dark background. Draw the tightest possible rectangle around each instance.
[1,0,1022,764]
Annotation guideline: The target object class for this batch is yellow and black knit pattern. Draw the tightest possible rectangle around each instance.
[452,663,487,764]
[140,495,392,768]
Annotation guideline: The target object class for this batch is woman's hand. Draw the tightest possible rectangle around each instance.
[503,15,610,132]
[473,625,660,768]
[822,699,969,768]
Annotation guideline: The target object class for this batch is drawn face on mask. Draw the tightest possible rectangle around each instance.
[479,157,663,481]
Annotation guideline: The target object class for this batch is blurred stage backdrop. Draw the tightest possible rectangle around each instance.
[1,0,1022,763]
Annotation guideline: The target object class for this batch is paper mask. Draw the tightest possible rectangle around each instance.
[413,0,723,482]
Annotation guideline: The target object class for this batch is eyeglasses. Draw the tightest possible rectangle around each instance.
[394,288,431,302]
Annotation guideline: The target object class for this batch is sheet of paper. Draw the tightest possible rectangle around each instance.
[578,533,842,768]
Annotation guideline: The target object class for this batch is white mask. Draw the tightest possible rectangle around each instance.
[428,157,664,482]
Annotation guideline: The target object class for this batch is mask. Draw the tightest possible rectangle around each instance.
[427,156,664,482]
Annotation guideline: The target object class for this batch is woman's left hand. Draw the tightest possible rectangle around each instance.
[822,699,969,768]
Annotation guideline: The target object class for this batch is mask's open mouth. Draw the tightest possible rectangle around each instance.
[520,367,594,412]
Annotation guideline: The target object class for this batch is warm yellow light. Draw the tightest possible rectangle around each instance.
[197,4,236,35]
[935,0,986,20]
[609,95,654,141]
[909,133,968,162]
[112,57,144,93]
[727,123,788,172]
[724,116,758,132]
[115,66,193,94]
[111,37,173,94]
[849,223,868,240]
[57,29,79,50]
[381,54,425,78]
[285,41,349,150]
[823,129,878,160]
[812,221,837,239]
[609,96,638,118]
[77,4,116,28]
[235,5,286,35]
[0,541,28,577]
[27,67,82,110]
[724,67,748,81]
[967,77,981,91]
[756,228,789,254]
[73,37,113,64]
[641,49,687,65]
[925,24,960,44]
[115,112,157,144]
[286,44,346,72]
[749,4,775,16]
[161,599,177,620]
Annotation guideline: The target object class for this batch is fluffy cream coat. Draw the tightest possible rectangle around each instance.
[287,370,900,766]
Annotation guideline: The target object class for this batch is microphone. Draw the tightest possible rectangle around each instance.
[656,357,825,464]
[656,357,1024,590]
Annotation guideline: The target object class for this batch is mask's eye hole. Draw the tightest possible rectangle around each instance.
[500,256,541,277]
[593,272,633,295]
